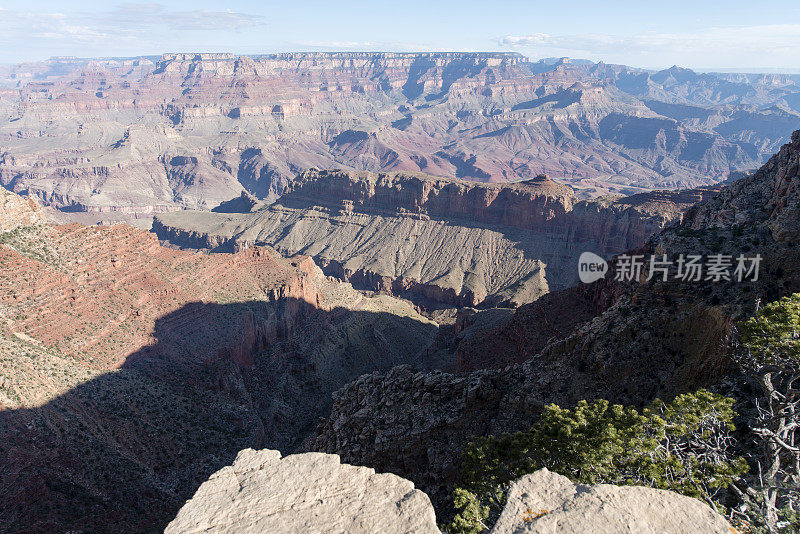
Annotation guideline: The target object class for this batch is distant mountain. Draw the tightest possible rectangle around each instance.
[1,52,798,217]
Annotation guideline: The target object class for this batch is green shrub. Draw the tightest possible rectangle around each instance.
[446,390,747,533]
[738,294,800,532]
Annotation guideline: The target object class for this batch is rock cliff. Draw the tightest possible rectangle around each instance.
[155,169,717,307]
[0,187,42,231]
[492,468,733,534]
[165,448,439,534]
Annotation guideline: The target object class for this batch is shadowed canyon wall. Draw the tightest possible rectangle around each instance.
[0,191,443,532]
[314,130,800,514]
[154,169,719,307]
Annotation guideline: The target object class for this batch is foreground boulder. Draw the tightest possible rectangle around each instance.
[168,450,735,534]
[165,449,438,534]
[491,468,733,534]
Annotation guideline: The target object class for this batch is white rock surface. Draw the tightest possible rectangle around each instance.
[168,452,736,534]
[491,468,734,534]
[165,448,439,534]
[0,189,42,232]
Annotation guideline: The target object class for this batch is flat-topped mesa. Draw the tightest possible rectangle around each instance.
[257,51,525,60]
[157,51,526,68]
[159,52,236,61]
[280,169,716,251]
[150,51,525,79]
[257,51,527,73]
[282,169,575,230]
[148,51,531,94]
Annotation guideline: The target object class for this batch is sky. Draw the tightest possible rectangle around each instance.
[1,1,799,71]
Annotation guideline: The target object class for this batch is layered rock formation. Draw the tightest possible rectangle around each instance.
[167,451,732,534]
[314,131,800,511]
[1,52,798,217]
[166,448,438,534]
[0,190,443,532]
[155,169,717,307]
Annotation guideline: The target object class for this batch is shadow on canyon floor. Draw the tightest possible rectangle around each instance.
[0,297,439,533]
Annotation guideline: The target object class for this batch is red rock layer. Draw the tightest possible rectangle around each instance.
[0,223,320,372]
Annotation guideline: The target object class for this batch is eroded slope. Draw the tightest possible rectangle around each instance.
[155,169,717,307]
[0,192,440,532]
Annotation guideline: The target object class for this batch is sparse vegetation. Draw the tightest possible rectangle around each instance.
[735,294,800,533]
[445,390,747,533]
[0,226,64,269]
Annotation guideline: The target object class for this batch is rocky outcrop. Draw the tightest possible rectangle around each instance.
[2,52,797,217]
[0,189,42,231]
[492,468,733,534]
[683,129,800,243]
[165,449,438,534]
[155,169,715,308]
[282,170,575,230]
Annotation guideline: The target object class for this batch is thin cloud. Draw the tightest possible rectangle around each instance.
[497,25,800,68]
[99,4,264,31]
[0,4,265,49]
[163,10,264,31]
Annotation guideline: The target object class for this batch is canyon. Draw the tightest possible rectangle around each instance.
[0,159,720,531]
[1,52,799,220]
[0,190,443,532]
[2,50,800,533]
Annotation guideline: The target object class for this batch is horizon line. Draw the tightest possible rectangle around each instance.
[2,52,800,75]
